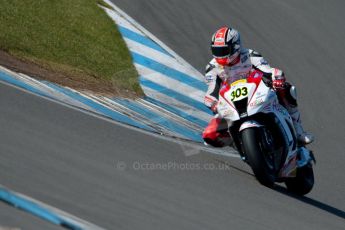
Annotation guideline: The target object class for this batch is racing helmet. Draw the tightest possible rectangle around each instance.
[211,27,241,66]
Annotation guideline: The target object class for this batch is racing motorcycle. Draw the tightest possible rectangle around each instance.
[217,70,315,195]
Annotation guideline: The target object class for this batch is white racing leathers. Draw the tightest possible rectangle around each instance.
[203,48,314,145]
[204,49,273,107]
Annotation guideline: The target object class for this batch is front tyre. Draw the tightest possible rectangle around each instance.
[241,128,275,187]
[285,163,314,195]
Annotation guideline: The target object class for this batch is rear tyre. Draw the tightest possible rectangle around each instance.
[285,163,314,195]
[241,128,275,187]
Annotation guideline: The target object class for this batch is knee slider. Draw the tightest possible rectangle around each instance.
[289,85,297,101]
[286,85,298,106]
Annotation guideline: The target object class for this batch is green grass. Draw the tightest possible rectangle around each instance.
[0,0,142,95]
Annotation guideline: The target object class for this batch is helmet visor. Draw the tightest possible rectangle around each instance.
[211,45,231,58]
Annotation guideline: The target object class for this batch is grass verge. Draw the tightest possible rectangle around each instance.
[0,0,142,96]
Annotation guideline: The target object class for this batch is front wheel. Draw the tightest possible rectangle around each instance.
[241,128,275,187]
[285,163,314,195]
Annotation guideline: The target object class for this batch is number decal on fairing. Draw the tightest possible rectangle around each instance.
[230,87,248,101]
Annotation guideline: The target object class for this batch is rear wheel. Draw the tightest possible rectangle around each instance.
[285,163,314,195]
[241,128,275,187]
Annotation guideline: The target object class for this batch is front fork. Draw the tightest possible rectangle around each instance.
[236,121,279,172]
[236,120,264,162]
[297,147,316,167]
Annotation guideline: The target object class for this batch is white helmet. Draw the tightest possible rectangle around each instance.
[211,27,241,66]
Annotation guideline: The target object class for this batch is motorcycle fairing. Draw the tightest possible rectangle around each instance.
[218,72,303,177]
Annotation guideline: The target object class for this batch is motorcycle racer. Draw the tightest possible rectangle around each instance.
[202,27,314,147]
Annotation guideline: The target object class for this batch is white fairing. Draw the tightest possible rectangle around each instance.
[218,77,301,176]
[217,79,276,121]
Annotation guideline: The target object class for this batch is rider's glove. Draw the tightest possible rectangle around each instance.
[272,68,286,90]
[210,100,219,113]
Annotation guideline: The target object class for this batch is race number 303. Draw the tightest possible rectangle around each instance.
[231,87,248,101]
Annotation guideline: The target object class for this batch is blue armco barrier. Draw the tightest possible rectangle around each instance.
[140,76,212,116]
[118,26,173,57]
[144,97,208,127]
[41,81,156,132]
[0,187,82,230]
[132,52,208,92]
[0,71,48,97]
[113,98,203,142]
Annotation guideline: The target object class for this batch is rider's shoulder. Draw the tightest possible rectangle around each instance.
[205,59,218,73]
[248,49,263,58]
[248,49,270,67]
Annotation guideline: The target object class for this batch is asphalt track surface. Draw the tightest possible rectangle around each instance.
[0,0,344,229]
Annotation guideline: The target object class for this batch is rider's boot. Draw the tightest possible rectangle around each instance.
[287,106,314,145]
[276,84,314,145]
